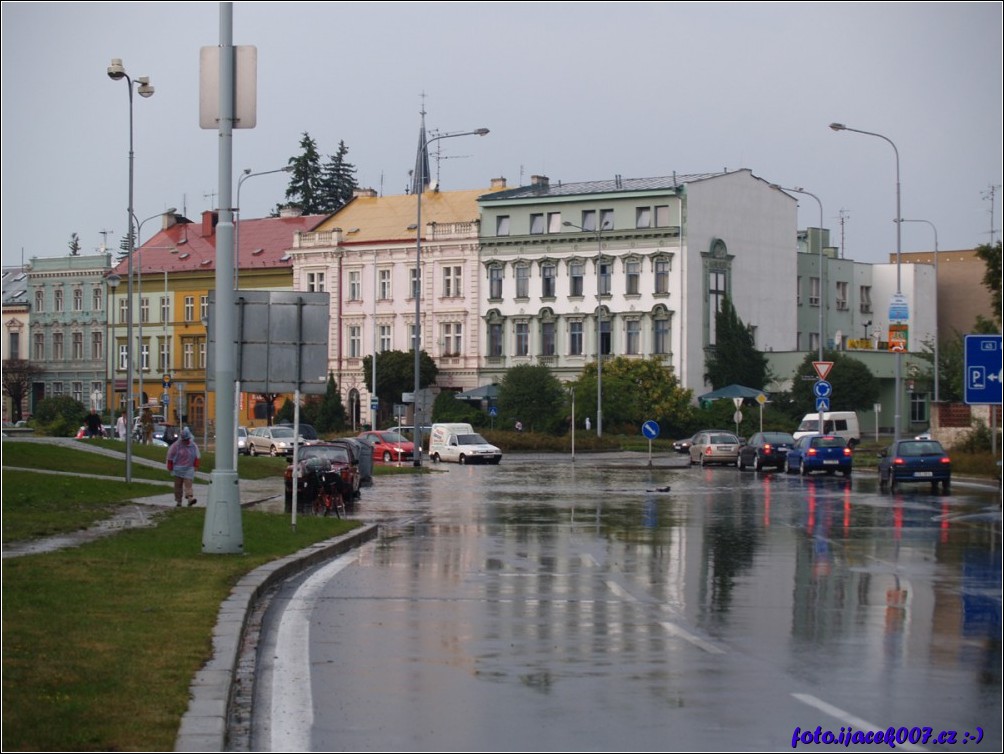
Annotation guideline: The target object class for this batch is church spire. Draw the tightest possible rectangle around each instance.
[411,102,430,196]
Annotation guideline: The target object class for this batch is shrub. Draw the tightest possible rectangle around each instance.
[32,396,86,437]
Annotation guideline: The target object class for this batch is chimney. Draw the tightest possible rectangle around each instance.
[278,205,304,218]
[490,177,507,189]
[352,188,378,198]
[201,210,218,238]
[531,175,549,189]
[161,211,179,231]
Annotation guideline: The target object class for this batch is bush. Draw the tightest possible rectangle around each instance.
[431,390,485,426]
[32,396,86,437]
[951,420,1002,454]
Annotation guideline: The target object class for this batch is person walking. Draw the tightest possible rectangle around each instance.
[115,412,127,440]
[166,427,200,507]
[140,407,154,445]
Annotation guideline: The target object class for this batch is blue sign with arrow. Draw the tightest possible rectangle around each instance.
[965,334,1003,405]
[813,380,832,399]
[642,420,660,440]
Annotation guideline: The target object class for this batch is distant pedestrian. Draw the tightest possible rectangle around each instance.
[585,417,591,431]
[140,407,154,445]
[116,412,127,440]
[515,420,523,432]
[84,410,102,438]
[166,427,200,507]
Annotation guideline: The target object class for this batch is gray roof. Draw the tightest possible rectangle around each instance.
[2,267,29,306]
[479,172,726,202]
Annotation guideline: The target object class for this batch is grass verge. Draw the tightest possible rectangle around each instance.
[2,507,358,751]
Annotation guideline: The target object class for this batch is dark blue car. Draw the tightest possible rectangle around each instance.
[878,439,951,493]
[784,434,852,477]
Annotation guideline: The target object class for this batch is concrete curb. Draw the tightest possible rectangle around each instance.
[173,522,380,752]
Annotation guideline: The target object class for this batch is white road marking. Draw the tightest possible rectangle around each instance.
[659,621,726,654]
[792,693,928,752]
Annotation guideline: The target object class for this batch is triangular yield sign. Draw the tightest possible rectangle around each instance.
[813,361,834,381]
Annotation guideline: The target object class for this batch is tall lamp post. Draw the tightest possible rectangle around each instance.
[108,58,154,482]
[411,124,489,465]
[233,166,292,466]
[105,273,121,427]
[830,122,904,442]
[563,218,612,436]
[901,218,940,404]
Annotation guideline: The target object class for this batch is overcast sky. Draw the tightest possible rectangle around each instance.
[2,2,1001,270]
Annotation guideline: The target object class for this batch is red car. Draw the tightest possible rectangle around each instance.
[357,430,415,463]
[284,443,359,514]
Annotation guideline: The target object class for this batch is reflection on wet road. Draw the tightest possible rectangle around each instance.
[255,455,1002,751]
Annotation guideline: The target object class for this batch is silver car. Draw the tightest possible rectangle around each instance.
[247,425,303,457]
[688,430,741,467]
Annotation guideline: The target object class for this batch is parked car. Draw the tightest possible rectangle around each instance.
[673,429,714,454]
[385,425,432,452]
[357,430,414,463]
[784,434,852,476]
[151,423,180,447]
[283,443,359,513]
[688,430,741,467]
[277,421,320,445]
[247,425,305,456]
[331,438,370,491]
[736,431,796,472]
[878,439,951,493]
[429,423,502,465]
[237,426,249,455]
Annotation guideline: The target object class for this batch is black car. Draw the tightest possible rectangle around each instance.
[736,431,796,471]
[673,430,715,454]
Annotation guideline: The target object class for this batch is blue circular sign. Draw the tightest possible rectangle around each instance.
[812,380,832,399]
[642,420,660,439]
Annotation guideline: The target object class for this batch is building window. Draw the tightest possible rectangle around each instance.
[796,277,802,306]
[600,318,611,356]
[410,324,419,351]
[159,341,170,372]
[496,215,510,236]
[442,265,462,298]
[378,269,391,300]
[529,213,545,235]
[541,321,555,356]
[140,342,150,371]
[653,315,670,354]
[72,382,83,403]
[541,263,556,298]
[379,325,391,352]
[183,340,195,369]
[569,320,583,356]
[809,277,820,307]
[442,322,462,356]
[910,393,928,423]
[808,332,820,353]
[636,207,651,228]
[860,285,872,314]
[489,266,503,300]
[33,332,44,360]
[655,258,670,294]
[93,287,103,311]
[184,296,195,322]
[161,296,170,323]
[348,326,361,358]
[54,289,64,312]
[515,322,529,356]
[547,212,562,234]
[92,331,103,360]
[836,281,848,310]
[708,270,727,347]
[625,320,640,355]
[200,295,209,322]
[348,270,361,301]
[8,331,20,360]
[570,261,584,297]
[53,332,64,360]
[73,288,83,311]
[306,271,325,292]
[140,297,150,324]
[581,210,596,232]
[600,208,614,230]
[198,339,206,369]
[488,322,503,357]
[118,343,128,371]
[626,260,641,295]
[655,205,670,227]
[34,290,44,312]
[598,260,612,295]
[410,267,419,299]
[515,265,530,299]
[72,332,83,360]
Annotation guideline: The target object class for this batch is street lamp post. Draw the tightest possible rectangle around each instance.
[830,122,904,442]
[902,218,940,404]
[105,273,121,427]
[563,218,611,437]
[411,124,489,466]
[233,166,292,466]
[108,58,154,482]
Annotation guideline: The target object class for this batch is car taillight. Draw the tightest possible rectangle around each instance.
[763,444,772,452]
[843,447,852,457]
[893,457,906,465]
[807,448,817,456]
[940,457,951,464]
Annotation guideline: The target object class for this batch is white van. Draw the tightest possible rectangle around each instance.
[793,411,860,444]
[429,423,502,465]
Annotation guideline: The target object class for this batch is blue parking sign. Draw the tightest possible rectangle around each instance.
[964,334,1003,405]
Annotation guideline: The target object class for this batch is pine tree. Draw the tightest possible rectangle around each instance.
[703,296,768,390]
[318,140,358,214]
[282,132,324,214]
[68,233,81,256]
[315,372,347,432]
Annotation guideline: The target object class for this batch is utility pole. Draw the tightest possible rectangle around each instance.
[983,184,1001,245]
[838,208,850,259]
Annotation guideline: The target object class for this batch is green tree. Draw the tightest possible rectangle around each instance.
[497,364,567,434]
[282,132,324,215]
[68,232,81,256]
[361,350,438,407]
[318,140,358,214]
[974,240,1002,324]
[704,296,768,390]
[33,395,86,437]
[789,350,879,416]
[2,359,41,423]
[574,356,695,435]
[315,372,347,432]
[431,389,484,425]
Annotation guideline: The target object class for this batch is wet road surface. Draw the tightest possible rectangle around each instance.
[253,455,1002,751]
